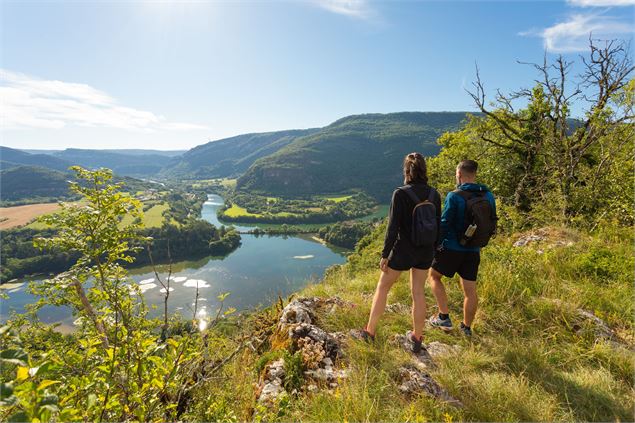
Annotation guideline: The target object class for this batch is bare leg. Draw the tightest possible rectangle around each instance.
[410,268,428,340]
[428,268,449,314]
[460,278,478,327]
[365,266,401,336]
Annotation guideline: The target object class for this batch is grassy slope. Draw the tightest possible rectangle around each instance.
[197,223,634,422]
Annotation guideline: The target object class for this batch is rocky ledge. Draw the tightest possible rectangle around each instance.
[257,296,463,409]
[257,297,352,405]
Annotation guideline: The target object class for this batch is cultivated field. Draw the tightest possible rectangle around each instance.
[0,203,61,230]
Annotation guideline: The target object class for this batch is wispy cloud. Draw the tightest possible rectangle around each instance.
[0,69,208,131]
[566,0,635,6]
[312,0,374,19]
[519,13,634,53]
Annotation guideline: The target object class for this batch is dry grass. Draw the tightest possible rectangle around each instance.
[0,203,60,229]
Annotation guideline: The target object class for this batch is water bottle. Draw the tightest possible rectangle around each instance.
[465,224,477,238]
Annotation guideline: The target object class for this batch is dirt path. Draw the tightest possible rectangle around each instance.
[0,203,60,229]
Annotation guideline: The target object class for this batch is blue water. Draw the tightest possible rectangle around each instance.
[0,194,347,329]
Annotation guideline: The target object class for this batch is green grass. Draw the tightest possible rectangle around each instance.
[319,194,353,203]
[221,178,237,189]
[191,224,634,422]
[25,219,56,230]
[119,203,168,228]
[27,201,169,230]
[223,204,297,218]
[223,204,264,218]
[357,204,390,222]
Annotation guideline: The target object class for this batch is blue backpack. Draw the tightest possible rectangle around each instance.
[398,185,438,247]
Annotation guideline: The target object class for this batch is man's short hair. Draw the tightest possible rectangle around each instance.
[458,160,478,174]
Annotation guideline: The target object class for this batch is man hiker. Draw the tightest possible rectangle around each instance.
[428,160,497,336]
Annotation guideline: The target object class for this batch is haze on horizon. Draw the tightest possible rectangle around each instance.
[1,0,633,150]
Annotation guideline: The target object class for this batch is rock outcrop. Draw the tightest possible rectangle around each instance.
[256,297,352,404]
[513,227,577,250]
[397,364,463,407]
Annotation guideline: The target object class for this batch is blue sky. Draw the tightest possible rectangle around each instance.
[1,0,633,150]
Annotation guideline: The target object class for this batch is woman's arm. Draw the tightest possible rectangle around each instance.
[381,190,400,259]
[434,189,442,247]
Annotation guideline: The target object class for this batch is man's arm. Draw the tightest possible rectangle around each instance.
[439,192,456,242]
[434,190,442,247]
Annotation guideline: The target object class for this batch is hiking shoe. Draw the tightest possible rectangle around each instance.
[350,328,375,343]
[459,322,472,337]
[428,314,453,332]
[406,330,424,354]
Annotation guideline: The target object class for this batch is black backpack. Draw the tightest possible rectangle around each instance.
[398,185,438,248]
[455,189,497,248]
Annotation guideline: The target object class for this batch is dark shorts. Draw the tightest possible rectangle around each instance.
[431,248,480,281]
[387,240,433,271]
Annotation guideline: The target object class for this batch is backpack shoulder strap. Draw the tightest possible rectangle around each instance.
[426,187,437,203]
[454,189,472,202]
[398,185,421,204]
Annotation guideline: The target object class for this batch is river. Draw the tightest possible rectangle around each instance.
[0,194,348,330]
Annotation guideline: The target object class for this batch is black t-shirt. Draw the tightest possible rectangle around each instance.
[381,181,442,259]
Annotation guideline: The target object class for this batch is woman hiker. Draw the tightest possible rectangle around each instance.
[353,152,441,353]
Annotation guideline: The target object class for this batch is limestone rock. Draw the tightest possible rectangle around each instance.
[279,300,315,326]
[266,358,285,380]
[289,323,341,360]
[257,358,286,404]
[426,341,461,359]
[574,309,616,342]
[393,334,435,368]
[513,228,577,248]
[385,303,410,314]
[513,234,547,247]
[258,379,285,404]
[397,364,462,407]
[264,296,351,399]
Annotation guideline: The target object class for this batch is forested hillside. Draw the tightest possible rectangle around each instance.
[237,112,469,200]
[0,166,73,203]
[0,147,72,172]
[160,129,319,179]
[51,148,176,178]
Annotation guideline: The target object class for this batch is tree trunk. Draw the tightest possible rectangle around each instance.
[72,279,109,348]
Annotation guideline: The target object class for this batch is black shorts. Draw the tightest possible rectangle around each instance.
[431,248,480,281]
[387,240,433,271]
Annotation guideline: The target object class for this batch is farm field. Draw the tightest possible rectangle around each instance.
[119,203,169,228]
[223,204,295,218]
[0,203,61,230]
[319,194,353,203]
[21,201,169,230]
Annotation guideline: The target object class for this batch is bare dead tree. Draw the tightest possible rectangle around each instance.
[146,240,173,339]
[466,37,634,216]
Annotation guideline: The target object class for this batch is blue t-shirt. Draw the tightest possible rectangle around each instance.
[439,183,496,252]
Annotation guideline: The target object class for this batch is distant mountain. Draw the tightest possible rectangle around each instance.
[159,129,319,180]
[0,165,72,202]
[23,149,186,158]
[0,146,72,172]
[0,147,164,204]
[50,149,176,178]
[237,112,471,201]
